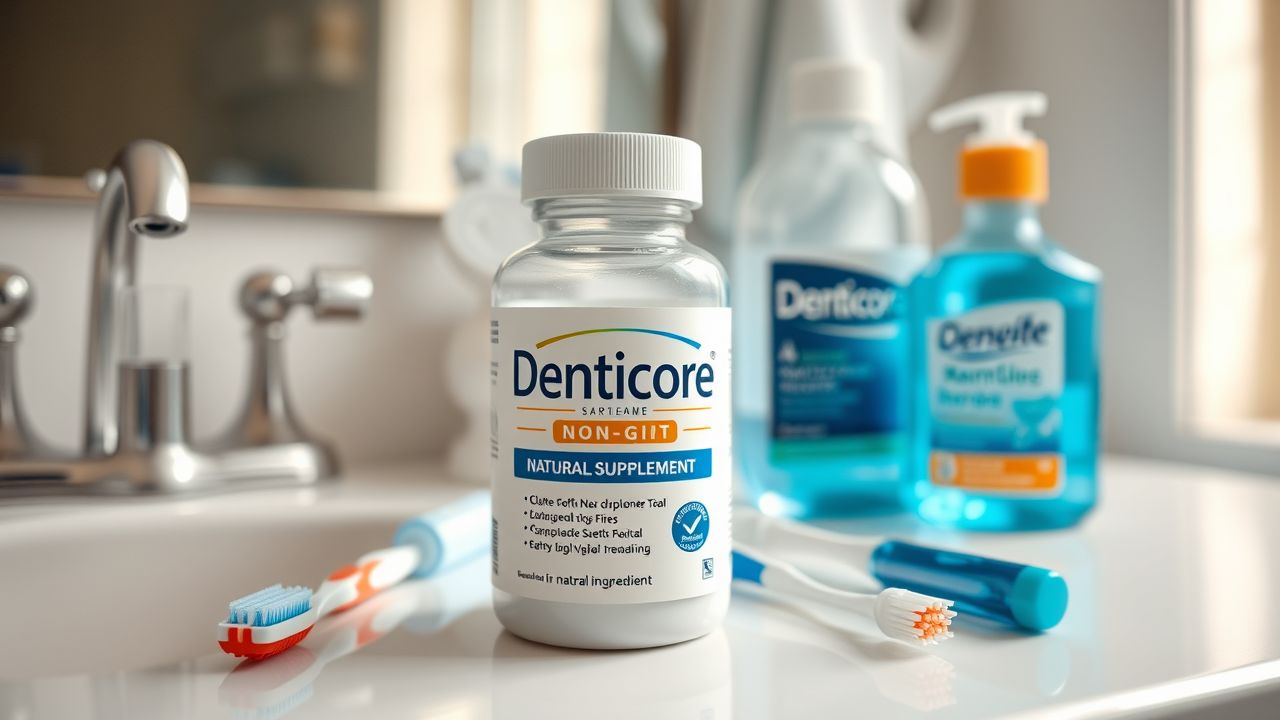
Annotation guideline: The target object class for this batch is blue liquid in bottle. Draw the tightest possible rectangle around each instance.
[908,202,1099,530]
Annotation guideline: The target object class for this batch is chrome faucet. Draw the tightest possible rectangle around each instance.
[0,140,370,496]
[83,140,190,456]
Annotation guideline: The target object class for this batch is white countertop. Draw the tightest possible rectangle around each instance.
[2,456,1279,719]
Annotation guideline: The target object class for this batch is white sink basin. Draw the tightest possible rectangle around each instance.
[1,458,1279,719]
[0,489,403,679]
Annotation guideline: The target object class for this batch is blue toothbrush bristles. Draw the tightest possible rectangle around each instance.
[227,584,313,626]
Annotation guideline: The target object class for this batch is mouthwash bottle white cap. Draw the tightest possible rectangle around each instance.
[520,132,702,207]
[789,59,884,126]
[928,91,1048,202]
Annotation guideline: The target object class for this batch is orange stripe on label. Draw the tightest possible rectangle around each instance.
[552,419,678,444]
[654,407,710,412]
[930,451,1062,493]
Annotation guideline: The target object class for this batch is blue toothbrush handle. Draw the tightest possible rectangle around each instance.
[869,540,1068,631]
[393,491,491,578]
[731,549,766,585]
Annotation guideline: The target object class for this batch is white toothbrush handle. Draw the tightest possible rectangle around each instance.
[739,510,883,590]
[738,544,877,615]
[313,586,420,666]
[763,560,878,615]
[747,509,882,562]
[313,544,422,618]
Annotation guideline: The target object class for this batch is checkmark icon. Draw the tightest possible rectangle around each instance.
[681,514,703,534]
[672,502,710,552]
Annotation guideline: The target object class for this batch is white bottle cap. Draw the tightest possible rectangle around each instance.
[521,132,703,207]
[790,59,883,125]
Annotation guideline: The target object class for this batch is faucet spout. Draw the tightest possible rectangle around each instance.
[83,139,189,456]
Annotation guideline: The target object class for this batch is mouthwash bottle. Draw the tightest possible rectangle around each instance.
[734,60,928,518]
[909,92,1100,531]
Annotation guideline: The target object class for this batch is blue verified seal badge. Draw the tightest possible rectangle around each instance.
[672,501,709,552]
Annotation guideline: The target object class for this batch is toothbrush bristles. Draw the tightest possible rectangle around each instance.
[876,588,958,645]
[226,584,312,626]
[911,603,957,643]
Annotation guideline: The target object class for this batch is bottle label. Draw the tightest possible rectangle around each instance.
[769,259,912,459]
[925,299,1065,495]
[490,307,731,604]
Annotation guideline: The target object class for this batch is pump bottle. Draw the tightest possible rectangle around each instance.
[908,92,1100,531]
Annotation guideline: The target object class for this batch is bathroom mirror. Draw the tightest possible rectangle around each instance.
[0,0,675,215]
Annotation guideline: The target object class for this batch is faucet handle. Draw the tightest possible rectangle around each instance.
[84,169,107,193]
[0,267,34,332]
[238,268,372,325]
[213,267,373,475]
[302,268,372,321]
[0,266,60,461]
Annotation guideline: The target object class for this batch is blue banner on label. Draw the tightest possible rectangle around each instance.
[514,448,712,483]
[770,260,909,440]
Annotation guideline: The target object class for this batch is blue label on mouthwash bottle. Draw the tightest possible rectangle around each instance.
[925,300,1065,495]
[769,260,910,459]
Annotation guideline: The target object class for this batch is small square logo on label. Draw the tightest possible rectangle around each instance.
[702,558,714,579]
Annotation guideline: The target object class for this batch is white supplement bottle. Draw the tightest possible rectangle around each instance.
[491,132,731,649]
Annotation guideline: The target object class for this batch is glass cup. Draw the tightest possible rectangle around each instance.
[120,285,189,366]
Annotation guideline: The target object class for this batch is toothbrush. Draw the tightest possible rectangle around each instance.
[217,491,490,661]
[732,543,956,646]
[736,507,1069,631]
[219,559,490,716]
